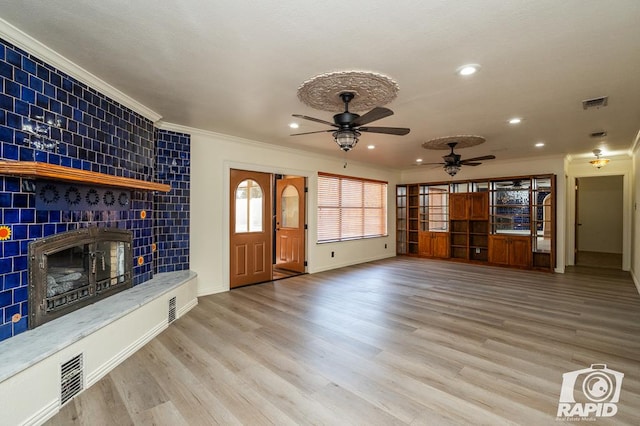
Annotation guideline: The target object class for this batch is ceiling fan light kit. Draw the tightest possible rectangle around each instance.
[333,129,361,152]
[421,135,496,176]
[291,73,410,153]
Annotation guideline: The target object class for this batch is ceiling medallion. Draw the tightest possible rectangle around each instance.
[297,71,399,112]
[422,135,486,150]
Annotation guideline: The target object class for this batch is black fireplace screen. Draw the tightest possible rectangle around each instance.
[29,227,133,328]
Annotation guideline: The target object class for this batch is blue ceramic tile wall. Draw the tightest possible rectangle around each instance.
[0,39,190,341]
[154,130,190,273]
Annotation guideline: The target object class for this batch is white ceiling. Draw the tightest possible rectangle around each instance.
[1,0,639,170]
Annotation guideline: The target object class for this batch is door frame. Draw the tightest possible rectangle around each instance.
[223,162,310,290]
[567,172,631,271]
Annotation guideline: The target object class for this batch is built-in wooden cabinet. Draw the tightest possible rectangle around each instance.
[396,174,555,272]
[419,232,449,258]
[449,193,489,261]
[488,235,531,267]
[450,192,488,220]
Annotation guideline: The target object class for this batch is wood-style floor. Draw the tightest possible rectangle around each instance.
[576,250,623,269]
[46,258,640,425]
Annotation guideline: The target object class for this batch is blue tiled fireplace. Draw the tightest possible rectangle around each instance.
[0,39,190,341]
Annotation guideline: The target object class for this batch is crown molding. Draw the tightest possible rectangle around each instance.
[155,121,397,173]
[0,17,162,122]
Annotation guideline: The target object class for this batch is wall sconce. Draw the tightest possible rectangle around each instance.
[590,149,610,169]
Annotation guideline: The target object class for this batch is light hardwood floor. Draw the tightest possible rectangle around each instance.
[46,258,640,425]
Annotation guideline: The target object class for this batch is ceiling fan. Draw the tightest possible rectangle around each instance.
[291,92,410,152]
[422,142,496,176]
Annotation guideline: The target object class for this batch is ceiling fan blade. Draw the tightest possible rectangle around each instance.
[461,155,496,163]
[462,162,482,166]
[358,126,410,135]
[292,114,337,128]
[351,107,393,126]
[290,130,334,136]
[419,162,446,165]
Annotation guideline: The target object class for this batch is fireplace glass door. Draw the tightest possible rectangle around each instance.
[29,227,133,328]
[46,242,92,310]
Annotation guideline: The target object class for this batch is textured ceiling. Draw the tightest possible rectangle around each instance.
[0,0,639,169]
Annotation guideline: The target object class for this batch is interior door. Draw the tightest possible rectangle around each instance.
[275,177,306,273]
[230,169,272,288]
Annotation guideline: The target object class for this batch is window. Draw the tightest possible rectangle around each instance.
[235,179,263,233]
[317,172,388,242]
[281,184,299,228]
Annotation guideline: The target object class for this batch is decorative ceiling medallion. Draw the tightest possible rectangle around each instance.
[422,135,486,150]
[297,71,399,112]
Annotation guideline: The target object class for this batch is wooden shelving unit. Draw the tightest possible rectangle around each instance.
[407,185,419,255]
[449,192,489,261]
[396,174,555,272]
[469,220,489,261]
[396,186,407,254]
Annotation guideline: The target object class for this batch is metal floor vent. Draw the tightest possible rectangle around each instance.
[60,354,83,405]
[168,296,177,323]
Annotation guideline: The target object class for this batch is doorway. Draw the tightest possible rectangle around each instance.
[575,175,623,269]
[229,169,306,288]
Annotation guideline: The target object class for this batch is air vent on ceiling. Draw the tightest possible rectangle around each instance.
[168,296,176,323]
[590,131,607,138]
[60,354,84,405]
[582,96,608,110]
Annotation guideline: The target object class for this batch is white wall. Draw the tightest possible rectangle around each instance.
[401,155,567,272]
[175,124,401,296]
[576,176,623,253]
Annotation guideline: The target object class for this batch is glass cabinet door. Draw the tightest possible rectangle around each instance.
[427,185,449,231]
[489,179,531,235]
[396,186,407,254]
[531,176,553,252]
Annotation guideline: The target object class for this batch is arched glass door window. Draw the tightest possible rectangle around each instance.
[235,179,263,232]
[281,184,299,228]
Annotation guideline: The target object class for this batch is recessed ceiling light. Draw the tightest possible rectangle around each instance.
[289,123,299,129]
[416,158,423,163]
[367,145,375,150]
[535,142,545,147]
[457,64,480,76]
[508,117,522,125]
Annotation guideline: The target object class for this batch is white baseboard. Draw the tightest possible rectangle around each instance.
[178,298,198,318]
[87,295,198,388]
[86,320,168,388]
[21,399,58,426]
[631,269,640,296]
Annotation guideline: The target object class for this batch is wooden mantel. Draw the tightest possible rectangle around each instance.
[0,161,171,192]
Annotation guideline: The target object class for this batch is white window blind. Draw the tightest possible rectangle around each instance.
[317,172,388,242]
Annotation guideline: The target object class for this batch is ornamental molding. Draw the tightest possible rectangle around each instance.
[297,71,399,112]
[422,135,486,150]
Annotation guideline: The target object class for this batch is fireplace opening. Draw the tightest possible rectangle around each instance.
[29,227,133,329]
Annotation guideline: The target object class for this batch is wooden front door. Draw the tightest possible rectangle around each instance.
[230,169,272,288]
[275,176,306,273]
